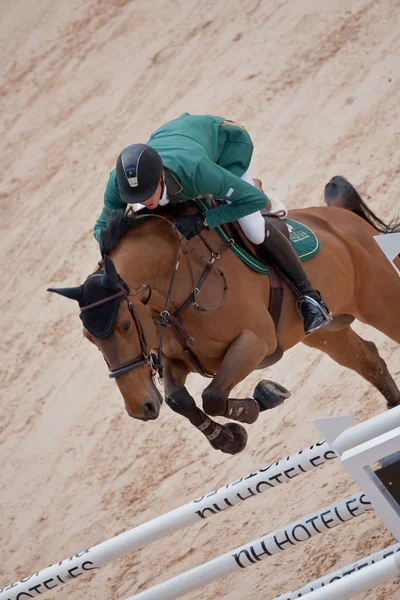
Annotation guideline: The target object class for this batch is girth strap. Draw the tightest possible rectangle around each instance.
[155,312,214,378]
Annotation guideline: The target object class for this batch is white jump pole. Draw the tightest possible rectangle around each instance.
[0,441,335,600]
[327,404,400,455]
[126,492,372,600]
[299,551,400,599]
[275,543,400,599]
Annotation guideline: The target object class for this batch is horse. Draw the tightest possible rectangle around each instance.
[48,176,400,455]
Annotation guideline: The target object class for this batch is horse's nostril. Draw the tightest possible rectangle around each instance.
[144,402,158,420]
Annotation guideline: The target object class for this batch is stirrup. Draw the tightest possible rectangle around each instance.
[296,295,333,331]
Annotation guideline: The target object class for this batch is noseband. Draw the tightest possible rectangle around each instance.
[80,283,156,378]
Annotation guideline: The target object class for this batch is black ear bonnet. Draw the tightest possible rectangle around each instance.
[79,272,130,338]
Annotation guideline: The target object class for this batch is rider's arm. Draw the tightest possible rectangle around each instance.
[194,158,268,229]
[93,171,126,242]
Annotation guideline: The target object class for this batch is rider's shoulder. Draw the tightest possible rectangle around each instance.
[104,168,123,204]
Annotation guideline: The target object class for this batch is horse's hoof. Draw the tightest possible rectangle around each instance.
[209,423,248,455]
[253,379,291,411]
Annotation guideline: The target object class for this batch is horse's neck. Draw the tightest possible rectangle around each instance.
[111,229,189,313]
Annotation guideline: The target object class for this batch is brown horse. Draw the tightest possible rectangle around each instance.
[49,176,400,455]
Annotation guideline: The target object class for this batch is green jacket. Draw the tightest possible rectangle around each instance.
[93,113,268,241]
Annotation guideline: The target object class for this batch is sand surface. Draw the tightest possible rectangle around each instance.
[1,1,400,599]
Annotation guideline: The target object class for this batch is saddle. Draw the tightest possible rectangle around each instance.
[211,198,289,333]
[221,207,290,258]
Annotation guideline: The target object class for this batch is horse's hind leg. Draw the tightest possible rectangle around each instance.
[304,325,400,408]
[355,285,400,346]
[354,245,400,345]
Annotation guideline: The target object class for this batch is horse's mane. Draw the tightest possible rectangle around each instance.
[99,208,144,257]
[99,204,191,257]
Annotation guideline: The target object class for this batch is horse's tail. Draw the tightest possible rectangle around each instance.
[324,175,400,234]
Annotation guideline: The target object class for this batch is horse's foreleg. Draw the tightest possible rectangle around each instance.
[304,326,400,408]
[202,330,270,424]
[163,359,248,454]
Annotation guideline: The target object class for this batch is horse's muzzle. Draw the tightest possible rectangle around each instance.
[142,400,160,421]
[125,384,163,421]
[126,399,161,421]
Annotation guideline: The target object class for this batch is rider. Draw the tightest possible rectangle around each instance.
[94,113,332,334]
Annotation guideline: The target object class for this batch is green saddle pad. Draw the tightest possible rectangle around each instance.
[196,198,320,274]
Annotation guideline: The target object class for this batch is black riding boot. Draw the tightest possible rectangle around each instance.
[255,221,332,334]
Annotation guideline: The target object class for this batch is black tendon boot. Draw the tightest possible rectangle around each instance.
[255,221,332,334]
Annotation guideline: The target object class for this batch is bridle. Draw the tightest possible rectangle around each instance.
[80,280,158,378]
[81,212,233,380]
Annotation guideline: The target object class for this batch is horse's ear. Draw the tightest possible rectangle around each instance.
[102,255,120,291]
[47,285,84,301]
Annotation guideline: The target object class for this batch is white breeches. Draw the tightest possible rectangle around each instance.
[236,168,266,245]
[238,168,288,244]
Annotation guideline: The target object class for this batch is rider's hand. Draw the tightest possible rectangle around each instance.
[175,213,206,240]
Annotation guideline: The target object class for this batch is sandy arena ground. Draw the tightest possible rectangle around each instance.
[1,1,400,598]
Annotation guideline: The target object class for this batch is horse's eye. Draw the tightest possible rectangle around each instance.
[122,320,132,333]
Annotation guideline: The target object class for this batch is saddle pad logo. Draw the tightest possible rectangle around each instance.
[290,230,310,243]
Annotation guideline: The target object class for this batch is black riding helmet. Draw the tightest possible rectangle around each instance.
[116,144,163,204]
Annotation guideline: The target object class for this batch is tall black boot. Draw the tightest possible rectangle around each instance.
[255,220,332,334]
